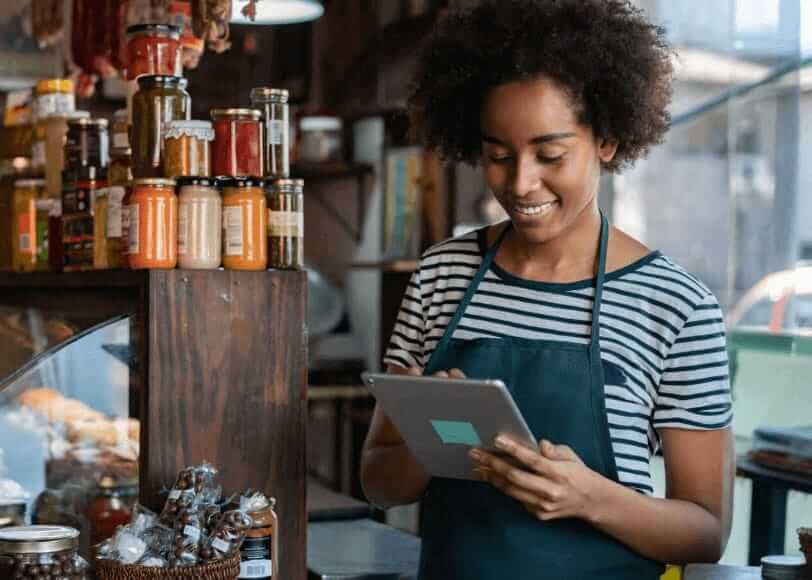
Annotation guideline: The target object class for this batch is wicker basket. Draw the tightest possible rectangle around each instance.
[94,554,241,580]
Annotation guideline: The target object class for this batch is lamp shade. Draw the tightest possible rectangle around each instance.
[231,0,324,25]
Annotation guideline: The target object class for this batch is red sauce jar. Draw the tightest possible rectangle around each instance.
[125,24,182,81]
[211,109,264,177]
[85,476,137,545]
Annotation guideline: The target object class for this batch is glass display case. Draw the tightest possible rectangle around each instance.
[0,309,135,555]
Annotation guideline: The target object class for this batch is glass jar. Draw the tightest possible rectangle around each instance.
[111,108,130,150]
[12,179,45,272]
[48,199,63,272]
[163,120,214,178]
[32,122,47,172]
[266,179,304,270]
[43,111,90,198]
[98,148,132,269]
[128,178,178,269]
[235,496,278,580]
[220,177,267,271]
[34,197,52,271]
[0,525,89,579]
[125,24,182,81]
[298,116,343,164]
[0,501,26,529]
[250,88,290,179]
[65,117,109,169]
[34,78,75,120]
[131,75,191,178]
[109,147,133,187]
[177,177,222,270]
[63,167,106,272]
[211,109,264,177]
[62,167,105,216]
[85,476,136,546]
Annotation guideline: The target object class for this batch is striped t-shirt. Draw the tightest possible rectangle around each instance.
[383,227,733,494]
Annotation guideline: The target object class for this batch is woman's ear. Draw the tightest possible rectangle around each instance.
[597,138,619,164]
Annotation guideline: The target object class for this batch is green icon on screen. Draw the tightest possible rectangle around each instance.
[431,420,482,446]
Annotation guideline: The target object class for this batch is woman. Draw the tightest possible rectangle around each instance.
[361,1,734,578]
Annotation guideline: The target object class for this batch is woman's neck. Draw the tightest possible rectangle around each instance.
[497,205,603,282]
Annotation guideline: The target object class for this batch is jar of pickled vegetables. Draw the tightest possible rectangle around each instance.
[163,120,213,178]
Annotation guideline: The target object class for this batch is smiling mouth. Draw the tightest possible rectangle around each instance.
[512,201,558,216]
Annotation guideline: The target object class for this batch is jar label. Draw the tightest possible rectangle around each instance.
[268,120,285,145]
[106,187,126,238]
[212,537,231,553]
[168,489,181,500]
[178,203,189,256]
[268,210,303,238]
[128,204,139,254]
[239,535,272,579]
[113,132,130,149]
[183,525,201,541]
[224,206,244,256]
[240,559,272,579]
[18,213,32,254]
[32,140,46,167]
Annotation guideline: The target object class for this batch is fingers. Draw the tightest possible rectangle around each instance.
[407,367,422,376]
[493,436,556,477]
[432,368,466,379]
[538,439,581,463]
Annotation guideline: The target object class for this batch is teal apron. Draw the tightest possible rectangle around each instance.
[419,214,665,580]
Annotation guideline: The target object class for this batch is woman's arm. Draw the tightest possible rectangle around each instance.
[360,366,430,508]
[472,426,735,563]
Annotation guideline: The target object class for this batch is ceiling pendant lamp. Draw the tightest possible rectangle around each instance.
[231,0,324,25]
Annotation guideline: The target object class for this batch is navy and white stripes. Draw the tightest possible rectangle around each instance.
[384,228,733,494]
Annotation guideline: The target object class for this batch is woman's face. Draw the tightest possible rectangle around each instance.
[480,77,617,245]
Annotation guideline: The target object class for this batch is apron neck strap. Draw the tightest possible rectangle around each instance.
[590,211,609,353]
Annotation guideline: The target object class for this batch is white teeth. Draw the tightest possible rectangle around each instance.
[513,201,556,216]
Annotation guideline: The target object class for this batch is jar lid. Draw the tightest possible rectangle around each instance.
[270,178,304,192]
[67,116,108,129]
[0,525,79,554]
[210,108,263,121]
[176,176,216,188]
[250,87,289,103]
[218,176,263,188]
[14,178,46,188]
[163,120,215,141]
[113,109,129,123]
[300,116,343,132]
[98,475,138,490]
[761,555,809,579]
[35,78,74,94]
[133,177,177,188]
[126,23,181,40]
[137,75,187,89]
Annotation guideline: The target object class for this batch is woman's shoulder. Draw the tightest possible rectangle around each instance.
[418,227,485,269]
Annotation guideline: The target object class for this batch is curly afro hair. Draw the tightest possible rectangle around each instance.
[410,0,674,172]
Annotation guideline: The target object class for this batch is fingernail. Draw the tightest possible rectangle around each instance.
[495,436,509,449]
[469,449,482,460]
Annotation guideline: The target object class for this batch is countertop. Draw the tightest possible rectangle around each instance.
[684,564,761,579]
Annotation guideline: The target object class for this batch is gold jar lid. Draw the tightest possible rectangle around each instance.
[67,117,108,129]
[35,78,74,95]
[270,178,304,193]
[210,108,263,121]
[0,526,79,555]
[132,177,177,188]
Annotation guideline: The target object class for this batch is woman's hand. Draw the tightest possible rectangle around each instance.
[469,436,606,522]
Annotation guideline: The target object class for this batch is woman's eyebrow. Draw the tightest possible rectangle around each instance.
[481,132,577,145]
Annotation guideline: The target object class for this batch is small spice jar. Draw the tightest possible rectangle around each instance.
[127,178,177,269]
[131,75,191,178]
[250,87,290,179]
[163,120,214,178]
[298,116,343,164]
[85,476,136,546]
[34,78,75,120]
[177,177,222,270]
[125,24,182,80]
[111,108,130,150]
[0,525,90,579]
[65,117,109,169]
[12,179,45,272]
[220,177,267,271]
[231,494,278,580]
[266,178,304,270]
[211,109,264,177]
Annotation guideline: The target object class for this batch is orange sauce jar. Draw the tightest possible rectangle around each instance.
[127,178,177,269]
[220,177,267,271]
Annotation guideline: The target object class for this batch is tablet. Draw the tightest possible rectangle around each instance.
[361,372,538,481]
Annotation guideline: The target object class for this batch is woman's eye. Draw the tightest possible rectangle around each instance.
[537,153,564,164]
[488,154,512,163]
